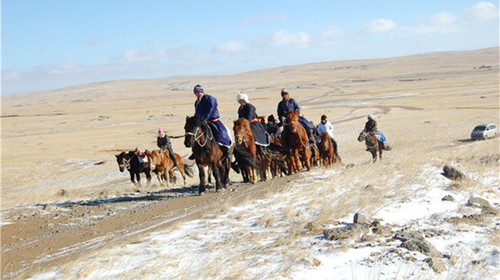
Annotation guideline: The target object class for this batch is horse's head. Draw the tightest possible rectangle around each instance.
[146,150,162,169]
[184,115,207,148]
[115,152,128,172]
[357,131,367,142]
[286,110,300,132]
[233,118,251,145]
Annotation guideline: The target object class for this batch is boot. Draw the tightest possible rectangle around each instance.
[222,146,231,158]
[380,141,385,150]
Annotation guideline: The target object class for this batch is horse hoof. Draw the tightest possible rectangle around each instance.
[250,181,256,185]
[199,191,205,196]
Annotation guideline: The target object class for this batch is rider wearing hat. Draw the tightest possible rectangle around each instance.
[364,114,386,150]
[317,115,341,161]
[236,91,268,145]
[193,84,232,158]
[157,128,179,167]
[277,88,315,144]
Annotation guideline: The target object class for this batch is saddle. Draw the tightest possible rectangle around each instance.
[135,149,149,163]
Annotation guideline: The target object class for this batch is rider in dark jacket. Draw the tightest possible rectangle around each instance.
[364,114,385,150]
[157,128,179,167]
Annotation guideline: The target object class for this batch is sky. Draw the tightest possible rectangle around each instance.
[1,0,499,96]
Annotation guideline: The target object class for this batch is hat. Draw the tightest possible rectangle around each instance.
[158,128,165,133]
[236,91,249,103]
[368,113,377,120]
[268,114,276,122]
[281,88,289,96]
[193,84,204,93]
[321,115,327,121]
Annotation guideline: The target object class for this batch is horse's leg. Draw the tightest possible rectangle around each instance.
[197,163,207,194]
[212,164,223,191]
[146,169,152,186]
[129,171,137,184]
[136,172,141,186]
[301,147,311,171]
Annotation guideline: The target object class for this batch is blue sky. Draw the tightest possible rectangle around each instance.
[2,1,499,95]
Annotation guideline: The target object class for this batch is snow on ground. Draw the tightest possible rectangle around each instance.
[29,164,499,280]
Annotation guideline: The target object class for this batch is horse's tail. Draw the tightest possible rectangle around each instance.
[183,163,196,178]
[233,145,258,169]
[269,142,288,155]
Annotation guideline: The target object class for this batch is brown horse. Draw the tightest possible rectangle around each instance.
[146,149,193,186]
[318,132,337,167]
[115,151,152,185]
[283,109,311,174]
[233,118,258,183]
[184,115,232,194]
[358,130,382,162]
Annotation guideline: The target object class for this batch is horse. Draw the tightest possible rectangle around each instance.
[115,151,152,185]
[358,130,382,162]
[184,115,233,194]
[233,118,258,183]
[318,132,337,167]
[145,150,193,186]
[282,109,311,174]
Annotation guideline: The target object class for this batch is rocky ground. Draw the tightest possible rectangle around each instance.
[1,48,499,279]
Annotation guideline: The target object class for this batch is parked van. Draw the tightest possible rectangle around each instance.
[471,123,497,140]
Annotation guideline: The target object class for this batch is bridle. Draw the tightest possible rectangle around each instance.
[119,154,134,170]
[361,131,377,150]
[186,125,212,147]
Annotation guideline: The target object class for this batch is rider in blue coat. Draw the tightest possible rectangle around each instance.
[277,88,315,144]
[193,84,232,157]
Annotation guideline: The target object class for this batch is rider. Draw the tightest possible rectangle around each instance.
[193,84,232,158]
[364,113,386,150]
[157,128,179,167]
[236,91,268,145]
[316,115,341,160]
[277,88,315,144]
[266,114,280,137]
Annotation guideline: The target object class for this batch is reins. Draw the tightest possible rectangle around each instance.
[120,154,135,170]
[186,124,212,147]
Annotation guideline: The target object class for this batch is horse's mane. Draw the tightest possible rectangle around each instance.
[187,115,207,127]
[320,132,330,141]
[234,118,251,130]
[286,109,299,121]
[186,115,213,141]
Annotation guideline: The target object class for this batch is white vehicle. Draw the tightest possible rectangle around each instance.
[471,123,497,140]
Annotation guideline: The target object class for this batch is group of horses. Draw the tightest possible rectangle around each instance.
[116,110,384,194]
[115,149,194,187]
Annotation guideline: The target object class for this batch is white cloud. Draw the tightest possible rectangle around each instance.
[122,48,167,62]
[213,41,246,53]
[46,61,86,75]
[429,11,459,26]
[360,19,397,34]
[271,30,309,48]
[464,1,499,22]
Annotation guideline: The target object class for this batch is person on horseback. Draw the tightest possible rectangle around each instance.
[236,91,268,146]
[317,115,341,160]
[266,114,280,137]
[157,128,179,167]
[277,88,315,144]
[364,113,386,150]
[193,84,232,158]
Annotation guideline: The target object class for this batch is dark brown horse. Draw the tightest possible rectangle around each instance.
[358,130,382,162]
[318,132,337,167]
[145,150,193,186]
[115,151,152,185]
[184,115,232,194]
[283,109,311,174]
[233,118,258,183]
